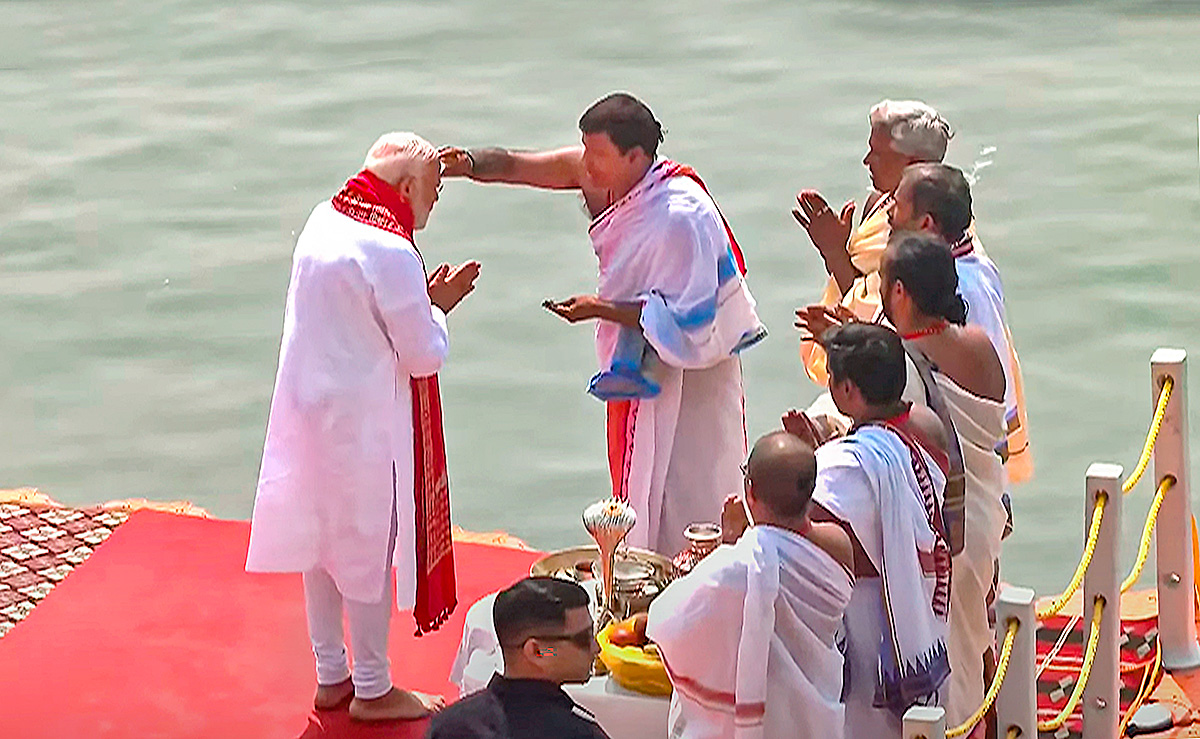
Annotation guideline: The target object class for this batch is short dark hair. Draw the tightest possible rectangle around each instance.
[902,163,972,241]
[493,577,591,649]
[747,431,817,519]
[578,92,664,158]
[884,231,968,325]
[823,323,907,406]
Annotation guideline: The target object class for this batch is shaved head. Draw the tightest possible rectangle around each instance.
[746,431,818,519]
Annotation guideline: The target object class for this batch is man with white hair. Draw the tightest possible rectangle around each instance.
[794,100,953,385]
[246,132,481,721]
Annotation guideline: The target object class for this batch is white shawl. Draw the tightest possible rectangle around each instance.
[813,426,951,715]
[588,159,765,401]
[647,525,852,739]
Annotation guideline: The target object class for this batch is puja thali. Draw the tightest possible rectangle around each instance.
[530,545,677,620]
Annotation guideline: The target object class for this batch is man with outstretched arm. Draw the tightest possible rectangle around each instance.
[441,92,765,555]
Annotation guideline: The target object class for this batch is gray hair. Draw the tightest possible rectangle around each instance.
[363,131,437,186]
[869,100,953,161]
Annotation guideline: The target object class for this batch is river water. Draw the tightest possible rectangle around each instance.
[2,0,1199,592]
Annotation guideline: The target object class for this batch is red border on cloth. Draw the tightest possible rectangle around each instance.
[606,400,639,501]
[330,171,456,635]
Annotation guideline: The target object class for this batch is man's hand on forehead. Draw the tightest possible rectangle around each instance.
[437,146,472,178]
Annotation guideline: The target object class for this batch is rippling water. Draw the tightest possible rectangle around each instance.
[2,0,1199,592]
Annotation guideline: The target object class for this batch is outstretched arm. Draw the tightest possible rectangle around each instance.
[542,295,642,328]
[439,145,585,190]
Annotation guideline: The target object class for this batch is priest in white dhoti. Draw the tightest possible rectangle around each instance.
[876,232,1008,731]
[647,431,853,739]
[890,162,1033,485]
[440,92,765,555]
[807,323,952,738]
[245,133,481,722]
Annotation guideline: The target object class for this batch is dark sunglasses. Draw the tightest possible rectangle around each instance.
[525,625,596,651]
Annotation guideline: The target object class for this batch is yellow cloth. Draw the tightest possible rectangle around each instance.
[1000,328,1034,484]
[800,193,894,385]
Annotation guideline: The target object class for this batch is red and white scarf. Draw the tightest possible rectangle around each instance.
[331,169,457,635]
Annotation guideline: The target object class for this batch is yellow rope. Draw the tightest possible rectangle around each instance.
[1037,494,1107,620]
[1123,376,1173,494]
[1037,598,1105,732]
[1006,729,1020,739]
[946,619,1020,738]
[1121,476,1176,592]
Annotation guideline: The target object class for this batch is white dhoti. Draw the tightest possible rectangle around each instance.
[592,159,765,554]
[931,372,1006,726]
[608,357,748,555]
[647,525,853,739]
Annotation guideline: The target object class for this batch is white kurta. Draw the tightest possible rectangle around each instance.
[246,201,449,609]
[957,239,1034,485]
[955,248,1013,425]
[591,160,764,554]
[647,525,853,739]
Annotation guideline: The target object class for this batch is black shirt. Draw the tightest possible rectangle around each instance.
[425,674,611,739]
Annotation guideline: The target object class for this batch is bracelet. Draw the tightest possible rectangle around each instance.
[464,149,476,175]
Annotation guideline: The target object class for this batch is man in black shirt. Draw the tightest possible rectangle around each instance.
[426,577,611,739]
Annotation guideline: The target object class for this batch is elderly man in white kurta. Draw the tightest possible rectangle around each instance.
[440,92,765,555]
[246,132,480,722]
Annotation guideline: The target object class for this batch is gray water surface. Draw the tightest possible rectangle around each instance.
[3,1,1199,593]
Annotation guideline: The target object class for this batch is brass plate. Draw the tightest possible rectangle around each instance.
[530,545,676,586]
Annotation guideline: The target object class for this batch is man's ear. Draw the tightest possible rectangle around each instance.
[521,638,541,661]
[835,377,863,407]
[396,176,416,201]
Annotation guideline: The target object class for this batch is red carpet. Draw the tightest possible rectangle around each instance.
[1035,609,1161,738]
[0,511,541,739]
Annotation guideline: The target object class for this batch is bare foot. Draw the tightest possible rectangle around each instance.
[313,677,354,711]
[349,687,446,722]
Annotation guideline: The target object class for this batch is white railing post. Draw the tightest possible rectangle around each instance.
[1151,348,1200,670]
[903,706,946,739]
[1082,463,1122,739]
[995,585,1037,739]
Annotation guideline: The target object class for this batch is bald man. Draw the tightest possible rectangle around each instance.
[646,432,854,739]
[246,133,480,721]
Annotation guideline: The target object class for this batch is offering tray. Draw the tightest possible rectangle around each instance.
[530,545,676,618]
